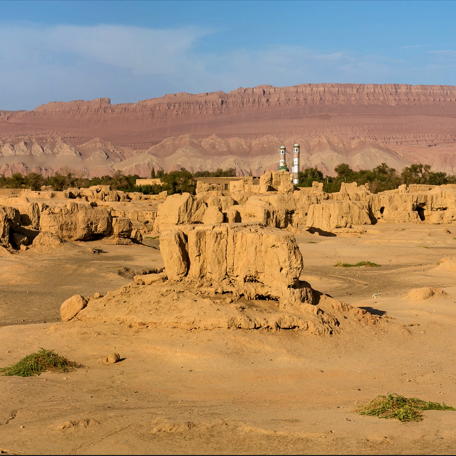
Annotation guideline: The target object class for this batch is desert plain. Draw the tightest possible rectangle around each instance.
[1,213,456,454]
[1,83,456,455]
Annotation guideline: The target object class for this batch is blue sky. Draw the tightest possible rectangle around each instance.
[1,1,455,110]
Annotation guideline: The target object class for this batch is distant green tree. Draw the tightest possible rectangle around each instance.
[48,173,67,191]
[9,173,25,188]
[297,167,324,187]
[401,164,432,185]
[160,168,195,195]
[194,168,236,178]
[193,170,211,178]
[426,171,448,186]
[334,163,355,179]
[24,173,44,191]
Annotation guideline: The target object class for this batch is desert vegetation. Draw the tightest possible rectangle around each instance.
[1,163,453,196]
[358,393,455,422]
[334,261,381,268]
[298,163,456,193]
[0,348,79,377]
[0,167,237,195]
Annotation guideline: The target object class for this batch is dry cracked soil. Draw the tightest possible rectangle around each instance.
[1,224,456,454]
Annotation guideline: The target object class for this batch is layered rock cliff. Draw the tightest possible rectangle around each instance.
[0,83,455,177]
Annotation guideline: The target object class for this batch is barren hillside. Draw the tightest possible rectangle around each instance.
[1,84,456,176]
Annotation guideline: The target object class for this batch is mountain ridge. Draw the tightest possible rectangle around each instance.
[0,83,456,177]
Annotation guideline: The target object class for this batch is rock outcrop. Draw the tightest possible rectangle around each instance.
[39,202,112,241]
[160,224,313,307]
[60,294,88,322]
[307,201,371,232]
[404,287,448,301]
[0,206,20,248]
[154,193,207,232]
[76,222,386,335]
[32,231,64,252]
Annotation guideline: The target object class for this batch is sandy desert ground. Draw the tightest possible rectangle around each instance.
[1,223,456,454]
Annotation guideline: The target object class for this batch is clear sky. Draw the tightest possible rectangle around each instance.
[1,1,455,110]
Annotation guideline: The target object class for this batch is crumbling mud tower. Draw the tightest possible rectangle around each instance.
[65,222,385,334]
[292,143,300,185]
[160,224,314,307]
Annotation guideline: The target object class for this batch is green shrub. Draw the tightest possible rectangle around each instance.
[0,348,79,377]
[358,393,455,422]
[334,261,380,268]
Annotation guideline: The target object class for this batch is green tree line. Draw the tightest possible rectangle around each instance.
[1,164,454,195]
[0,167,237,195]
[298,163,456,193]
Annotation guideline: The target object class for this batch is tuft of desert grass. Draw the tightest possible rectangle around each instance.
[334,261,380,268]
[358,393,455,422]
[0,348,79,377]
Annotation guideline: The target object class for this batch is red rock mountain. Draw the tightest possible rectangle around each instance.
[1,84,456,177]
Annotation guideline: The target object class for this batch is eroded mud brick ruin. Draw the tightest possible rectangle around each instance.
[61,219,381,335]
[1,167,456,255]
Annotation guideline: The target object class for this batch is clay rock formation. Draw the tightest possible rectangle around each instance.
[76,265,386,335]
[99,353,121,365]
[0,185,161,248]
[39,202,112,241]
[307,201,371,232]
[0,205,20,248]
[202,206,224,224]
[32,232,64,252]
[0,196,40,229]
[404,287,448,301]
[159,230,190,280]
[71,218,388,334]
[154,193,207,231]
[112,217,132,238]
[437,257,456,271]
[160,224,312,307]
[60,294,88,322]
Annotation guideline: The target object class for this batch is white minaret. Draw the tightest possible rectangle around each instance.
[292,143,300,185]
[279,145,286,170]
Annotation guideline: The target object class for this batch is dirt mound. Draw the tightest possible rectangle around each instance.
[67,223,391,334]
[404,287,448,301]
[32,232,64,252]
[74,279,386,335]
[437,257,456,272]
[57,419,99,430]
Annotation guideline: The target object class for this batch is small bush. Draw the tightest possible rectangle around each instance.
[358,393,455,422]
[334,261,381,268]
[0,348,79,377]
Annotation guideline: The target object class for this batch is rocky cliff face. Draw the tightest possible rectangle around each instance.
[0,84,455,177]
[28,84,456,115]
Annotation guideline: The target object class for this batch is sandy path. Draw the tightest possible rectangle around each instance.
[0,239,163,327]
